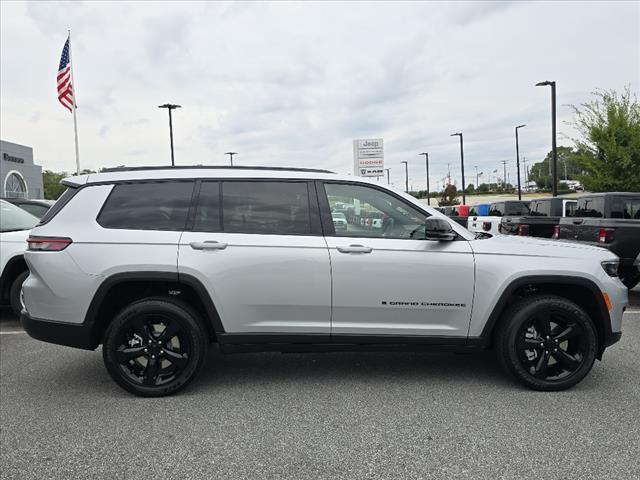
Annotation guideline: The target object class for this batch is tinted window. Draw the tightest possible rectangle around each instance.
[193,181,221,232]
[323,183,427,239]
[489,203,504,216]
[529,201,551,217]
[222,181,310,235]
[505,202,530,216]
[564,201,577,217]
[19,203,50,219]
[623,198,640,219]
[98,181,194,230]
[575,197,604,218]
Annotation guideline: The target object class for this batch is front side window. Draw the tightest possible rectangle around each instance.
[98,181,194,230]
[529,201,550,216]
[221,181,311,235]
[489,203,504,216]
[323,183,427,239]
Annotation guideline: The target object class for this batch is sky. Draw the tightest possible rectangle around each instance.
[1,1,638,191]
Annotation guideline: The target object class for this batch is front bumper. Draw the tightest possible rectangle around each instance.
[21,311,96,350]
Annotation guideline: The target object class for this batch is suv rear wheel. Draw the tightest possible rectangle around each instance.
[102,298,207,397]
[496,295,598,391]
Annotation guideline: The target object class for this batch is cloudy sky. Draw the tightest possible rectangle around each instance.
[1,1,638,190]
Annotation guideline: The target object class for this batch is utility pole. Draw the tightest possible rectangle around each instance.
[522,157,528,185]
[447,163,451,184]
[384,168,390,184]
[225,152,237,166]
[501,160,508,191]
[450,132,466,204]
[536,80,558,196]
[400,161,409,192]
[419,152,430,205]
[515,124,526,200]
[158,103,182,166]
[475,166,479,189]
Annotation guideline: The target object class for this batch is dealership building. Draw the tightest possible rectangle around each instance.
[0,140,44,199]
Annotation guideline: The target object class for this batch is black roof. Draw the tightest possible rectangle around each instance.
[99,165,334,174]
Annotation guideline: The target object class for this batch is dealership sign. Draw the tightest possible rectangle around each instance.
[353,138,384,177]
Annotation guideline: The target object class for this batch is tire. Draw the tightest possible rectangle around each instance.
[9,270,29,317]
[620,268,640,290]
[495,295,598,391]
[102,298,208,397]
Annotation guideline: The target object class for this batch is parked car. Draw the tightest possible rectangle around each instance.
[440,205,468,228]
[470,203,490,217]
[331,211,348,231]
[22,166,626,396]
[0,199,39,315]
[554,192,640,289]
[3,198,55,219]
[499,197,577,238]
[467,200,531,235]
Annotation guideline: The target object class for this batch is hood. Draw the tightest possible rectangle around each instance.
[469,234,618,261]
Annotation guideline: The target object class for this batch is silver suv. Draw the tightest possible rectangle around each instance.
[22,166,628,396]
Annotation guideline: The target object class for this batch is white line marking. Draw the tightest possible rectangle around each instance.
[0,330,26,335]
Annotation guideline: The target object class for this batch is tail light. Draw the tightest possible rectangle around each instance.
[598,228,615,244]
[517,224,530,236]
[552,225,560,239]
[482,222,491,231]
[27,236,72,251]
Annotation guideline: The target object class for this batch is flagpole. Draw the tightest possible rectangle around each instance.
[67,29,81,175]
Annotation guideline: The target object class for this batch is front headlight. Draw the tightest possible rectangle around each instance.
[601,260,619,277]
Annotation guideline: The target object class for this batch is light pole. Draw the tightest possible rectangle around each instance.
[384,168,391,184]
[225,152,237,166]
[536,80,558,196]
[475,166,479,189]
[450,133,466,204]
[158,103,181,166]
[400,161,409,193]
[515,124,526,200]
[419,152,430,205]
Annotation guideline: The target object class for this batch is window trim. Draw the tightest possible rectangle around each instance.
[318,180,433,240]
[95,179,197,232]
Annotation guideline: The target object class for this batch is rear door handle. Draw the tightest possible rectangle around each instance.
[190,241,228,250]
[336,244,373,254]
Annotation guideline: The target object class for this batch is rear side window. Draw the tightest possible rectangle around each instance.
[98,181,194,231]
[623,198,640,219]
[221,181,311,235]
[505,202,530,216]
[530,201,550,216]
[489,203,504,216]
[575,197,604,218]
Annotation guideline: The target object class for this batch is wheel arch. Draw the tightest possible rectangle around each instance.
[479,275,613,357]
[85,271,224,349]
[0,255,28,302]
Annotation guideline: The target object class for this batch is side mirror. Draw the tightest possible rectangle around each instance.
[424,217,457,241]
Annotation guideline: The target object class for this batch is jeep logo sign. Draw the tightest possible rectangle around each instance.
[353,138,384,177]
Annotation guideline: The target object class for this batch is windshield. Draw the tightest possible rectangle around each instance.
[0,199,39,232]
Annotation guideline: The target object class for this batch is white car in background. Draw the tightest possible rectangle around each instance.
[0,199,39,315]
[468,200,531,235]
[331,212,348,231]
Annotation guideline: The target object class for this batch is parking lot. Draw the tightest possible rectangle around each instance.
[0,289,638,479]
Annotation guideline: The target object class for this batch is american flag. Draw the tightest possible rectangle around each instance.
[57,36,75,112]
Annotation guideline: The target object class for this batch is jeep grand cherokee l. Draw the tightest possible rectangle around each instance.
[21,166,628,396]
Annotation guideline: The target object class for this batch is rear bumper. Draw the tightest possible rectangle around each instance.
[21,311,96,350]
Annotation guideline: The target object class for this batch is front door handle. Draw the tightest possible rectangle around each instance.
[190,241,228,250]
[336,244,373,254]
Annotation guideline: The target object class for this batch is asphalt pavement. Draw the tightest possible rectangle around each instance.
[1,292,639,480]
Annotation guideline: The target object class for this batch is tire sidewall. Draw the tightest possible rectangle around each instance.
[500,296,598,391]
[103,299,207,397]
[9,270,29,317]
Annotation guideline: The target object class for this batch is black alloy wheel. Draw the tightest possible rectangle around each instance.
[103,298,207,397]
[497,295,598,391]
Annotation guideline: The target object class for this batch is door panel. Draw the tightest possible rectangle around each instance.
[178,180,331,334]
[321,181,475,337]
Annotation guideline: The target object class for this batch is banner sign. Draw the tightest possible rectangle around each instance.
[353,138,384,177]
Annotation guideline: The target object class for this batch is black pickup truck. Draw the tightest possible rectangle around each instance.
[499,197,577,238]
[555,192,640,289]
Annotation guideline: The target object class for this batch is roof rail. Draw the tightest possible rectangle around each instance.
[99,165,335,174]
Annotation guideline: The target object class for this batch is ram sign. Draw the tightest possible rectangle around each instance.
[353,138,384,177]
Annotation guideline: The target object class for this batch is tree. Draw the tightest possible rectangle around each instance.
[438,184,460,206]
[465,183,475,194]
[42,170,68,200]
[529,146,585,189]
[570,87,640,192]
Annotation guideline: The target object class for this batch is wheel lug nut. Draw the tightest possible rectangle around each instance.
[144,348,148,353]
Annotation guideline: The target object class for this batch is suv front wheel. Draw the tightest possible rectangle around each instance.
[103,298,208,397]
[496,295,598,391]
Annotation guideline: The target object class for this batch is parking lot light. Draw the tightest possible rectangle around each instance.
[515,124,526,200]
[450,133,466,204]
[536,80,558,196]
[400,161,409,192]
[419,152,430,205]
